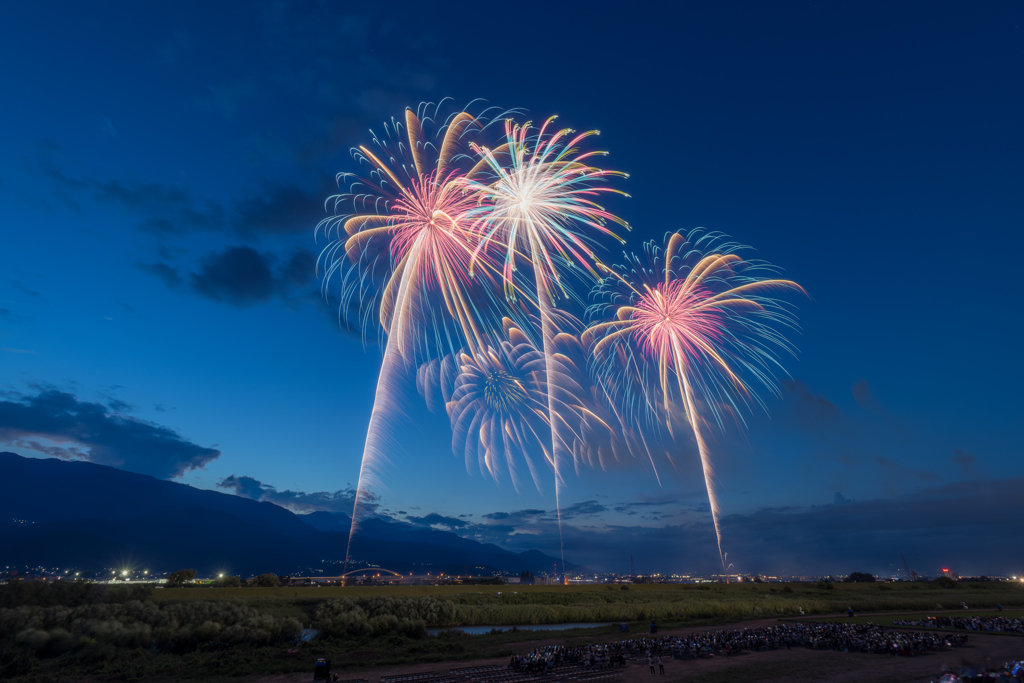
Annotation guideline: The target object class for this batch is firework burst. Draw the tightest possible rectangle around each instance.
[318,102,514,570]
[437,318,615,495]
[460,117,630,575]
[585,230,806,572]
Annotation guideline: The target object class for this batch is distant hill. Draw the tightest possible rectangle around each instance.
[0,452,580,576]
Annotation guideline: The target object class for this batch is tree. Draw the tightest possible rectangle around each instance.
[843,572,876,583]
[816,579,834,590]
[165,569,196,587]
[213,575,241,588]
[250,573,280,587]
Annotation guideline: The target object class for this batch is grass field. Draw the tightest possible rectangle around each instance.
[5,581,1024,681]
[154,580,1024,627]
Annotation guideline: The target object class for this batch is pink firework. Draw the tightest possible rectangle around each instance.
[586,230,806,574]
[631,280,727,366]
[318,103,513,575]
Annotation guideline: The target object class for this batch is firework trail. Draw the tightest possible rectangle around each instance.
[584,230,805,573]
[318,102,513,571]
[461,118,629,576]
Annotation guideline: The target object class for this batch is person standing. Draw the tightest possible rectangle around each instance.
[657,655,665,675]
[648,653,655,675]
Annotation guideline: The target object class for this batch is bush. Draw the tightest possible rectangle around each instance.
[0,644,34,678]
[0,581,151,608]
[781,586,794,594]
[0,599,302,656]
[212,575,242,588]
[250,574,280,588]
[934,576,957,589]
[843,572,876,583]
[312,597,452,640]
[815,579,833,590]
[165,569,197,588]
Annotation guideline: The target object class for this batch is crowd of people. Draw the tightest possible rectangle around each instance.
[507,621,971,674]
[892,615,1024,633]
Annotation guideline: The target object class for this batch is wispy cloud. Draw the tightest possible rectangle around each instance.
[217,474,369,514]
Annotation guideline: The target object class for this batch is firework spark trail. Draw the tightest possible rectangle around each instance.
[317,104,513,572]
[462,118,629,578]
[585,230,805,573]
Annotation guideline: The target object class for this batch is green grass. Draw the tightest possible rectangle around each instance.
[155,581,1024,627]
[7,581,1024,682]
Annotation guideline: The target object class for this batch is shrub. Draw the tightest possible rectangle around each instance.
[815,579,833,590]
[250,574,280,588]
[165,569,197,588]
[212,575,242,588]
[843,572,876,583]
[0,644,33,678]
[0,581,151,608]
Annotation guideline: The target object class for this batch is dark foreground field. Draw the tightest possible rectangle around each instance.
[253,619,1023,683]
[2,580,1022,681]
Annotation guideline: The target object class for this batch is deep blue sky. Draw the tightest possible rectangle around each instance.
[2,1,1021,576]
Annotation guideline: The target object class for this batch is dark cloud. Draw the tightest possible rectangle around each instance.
[142,246,317,307]
[11,280,43,300]
[41,164,226,234]
[559,500,608,519]
[232,183,328,237]
[0,308,31,324]
[613,497,679,514]
[216,474,367,514]
[951,449,982,478]
[405,512,468,528]
[279,249,317,286]
[39,159,328,240]
[482,509,546,521]
[138,262,183,289]
[455,477,1024,576]
[0,388,220,479]
[189,246,277,305]
[186,246,315,306]
[782,380,842,431]
[852,379,888,414]
[871,455,942,483]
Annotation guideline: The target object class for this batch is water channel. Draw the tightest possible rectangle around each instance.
[428,622,612,636]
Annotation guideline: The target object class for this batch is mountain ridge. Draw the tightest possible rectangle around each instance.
[0,452,579,576]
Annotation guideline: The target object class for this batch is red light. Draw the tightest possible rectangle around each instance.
[942,568,949,572]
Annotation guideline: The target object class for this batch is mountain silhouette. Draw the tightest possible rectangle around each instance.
[0,452,579,577]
